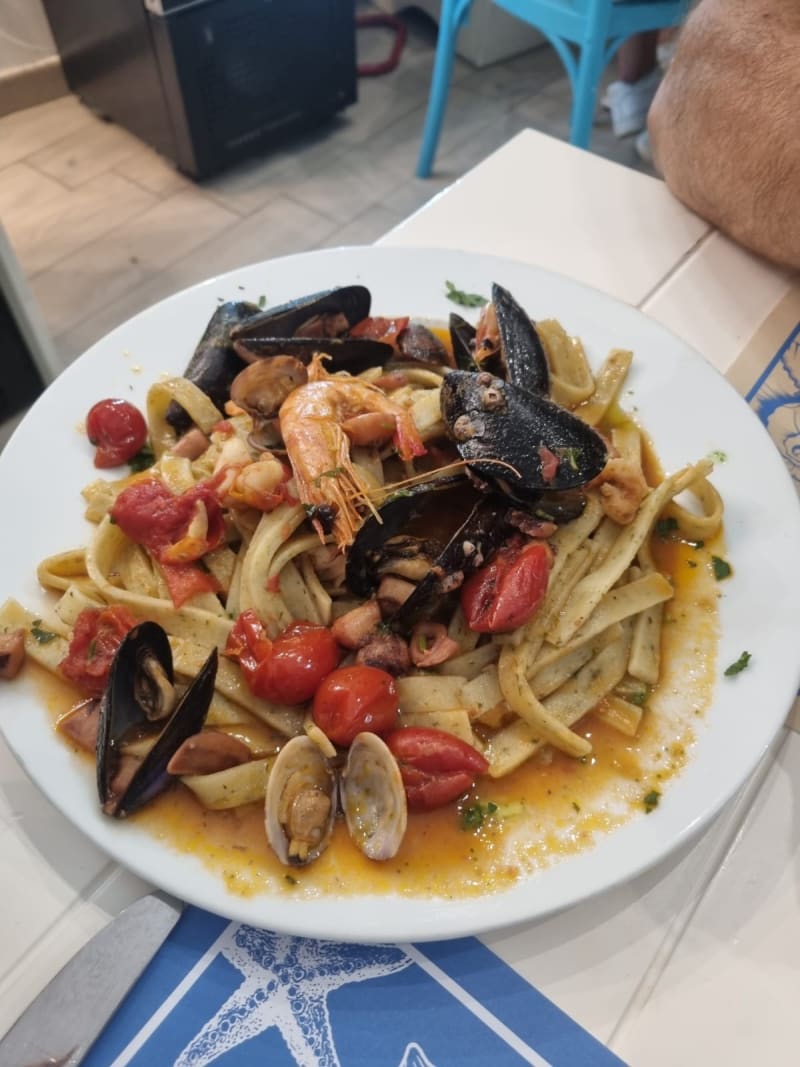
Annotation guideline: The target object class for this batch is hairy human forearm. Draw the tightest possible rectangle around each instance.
[649,0,800,269]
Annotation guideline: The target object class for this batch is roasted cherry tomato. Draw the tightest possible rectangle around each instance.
[384,727,489,811]
[59,605,138,697]
[349,316,410,347]
[86,398,148,469]
[312,665,399,747]
[225,611,340,706]
[460,540,551,634]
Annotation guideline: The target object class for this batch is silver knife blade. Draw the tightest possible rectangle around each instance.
[0,891,185,1067]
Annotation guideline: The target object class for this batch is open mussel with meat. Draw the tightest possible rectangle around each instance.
[264,732,407,866]
[96,621,218,817]
[438,283,607,503]
[345,476,509,639]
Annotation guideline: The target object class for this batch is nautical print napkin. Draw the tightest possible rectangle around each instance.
[82,907,627,1067]
[729,287,800,731]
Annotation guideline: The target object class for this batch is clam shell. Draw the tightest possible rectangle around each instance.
[265,735,336,866]
[341,732,407,861]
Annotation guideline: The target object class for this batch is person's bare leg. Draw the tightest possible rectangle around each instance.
[617,31,659,83]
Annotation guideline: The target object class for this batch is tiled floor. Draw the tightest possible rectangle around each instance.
[0,6,651,446]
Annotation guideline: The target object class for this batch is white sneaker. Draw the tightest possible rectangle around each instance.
[606,67,661,138]
[635,129,653,165]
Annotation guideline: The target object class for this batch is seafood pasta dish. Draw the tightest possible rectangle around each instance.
[0,282,725,899]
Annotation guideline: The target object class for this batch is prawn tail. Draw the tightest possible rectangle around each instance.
[393,411,427,461]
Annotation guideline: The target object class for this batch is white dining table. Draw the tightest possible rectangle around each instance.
[1,128,798,1066]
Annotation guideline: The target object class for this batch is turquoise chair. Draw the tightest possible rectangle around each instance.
[416,0,686,176]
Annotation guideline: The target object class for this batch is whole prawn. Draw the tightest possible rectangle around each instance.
[279,354,426,547]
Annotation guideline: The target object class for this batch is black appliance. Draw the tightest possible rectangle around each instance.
[41,0,357,179]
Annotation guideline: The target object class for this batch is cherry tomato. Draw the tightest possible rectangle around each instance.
[384,727,489,811]
[226,612,340,705]
[460,541,551,634]
[86,399,148,468]
[59,605,138,697]
[312,665,399,746]
[349,316,410,346]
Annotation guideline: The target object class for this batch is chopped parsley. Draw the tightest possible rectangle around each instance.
[572,801,581,813]
[87,638,97,661]
[128,443,155,473]
[687,559,697,568]
[258,294,267,309]
[30,620,57,644]
[643,789,661,813]
[655,516,679,540]
[558,446,581,471]
[711,555,731,580]
[707,449,728,463]
[284,873,298,886]
[724,651,751,677]
[445,280,488,308]
[312,466,344,487]
[460,800,498,831]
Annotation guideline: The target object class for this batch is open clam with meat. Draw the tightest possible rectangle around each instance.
[0,279,724,889]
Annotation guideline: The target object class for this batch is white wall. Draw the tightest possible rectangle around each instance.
[0,0,57,75]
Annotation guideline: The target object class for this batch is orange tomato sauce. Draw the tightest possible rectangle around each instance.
[38,524,720,902]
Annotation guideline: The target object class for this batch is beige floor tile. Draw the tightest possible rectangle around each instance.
[0,96,93,170]
[27,116,144,189]
[1,165,157,276]
[31,187,239,336]
[200,128,349,217]
[53,194,340,366]
[287,146,406,224]
[115,147,190,198]
[318,203,406,249]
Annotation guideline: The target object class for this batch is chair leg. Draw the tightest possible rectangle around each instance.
[416,0,472,178]
[569,32,608,149]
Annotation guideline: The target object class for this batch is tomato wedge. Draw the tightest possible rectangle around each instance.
[59,605,138,697]
[461,540,551,633]
[111,477,225,608]
[225,611,340,706]
[384,727,488,811]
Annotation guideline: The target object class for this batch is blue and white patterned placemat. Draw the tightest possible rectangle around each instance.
[83,907,626,1067]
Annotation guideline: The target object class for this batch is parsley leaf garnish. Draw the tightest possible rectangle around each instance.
[724,651,751,677]
[30,620,57,644]
[643,789,661,813]
[655,516,679,540]
[460,801,498,831]
[128,443,155,473]
[258,294,267,309]
[445,280,488,308]
[312,467,344,487]
[711,555,731,580]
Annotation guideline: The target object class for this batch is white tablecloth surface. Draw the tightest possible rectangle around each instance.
[1,129,797,1066]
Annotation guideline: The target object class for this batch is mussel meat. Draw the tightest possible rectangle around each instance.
[230,285,371,343]
[96,621,218,817]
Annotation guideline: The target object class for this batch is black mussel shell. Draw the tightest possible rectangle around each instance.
[97,622,218,818]
[168,300,261,432]
[492,283,550,396]
[440,369,607,497]
[449,313,479,372]
[233,335,392,374]
[230,285,371,343]
[346,474,467,598]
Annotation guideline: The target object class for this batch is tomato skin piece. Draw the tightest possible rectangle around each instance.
[225,613,340,706]
[312,666,399,747]
[349,316,410,346]
[384,727,489,812]
[86,399,148,468]
[460,541,551,634]
[59,605,138,697]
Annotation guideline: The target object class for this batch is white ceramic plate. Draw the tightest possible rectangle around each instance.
[1,246,798,943]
